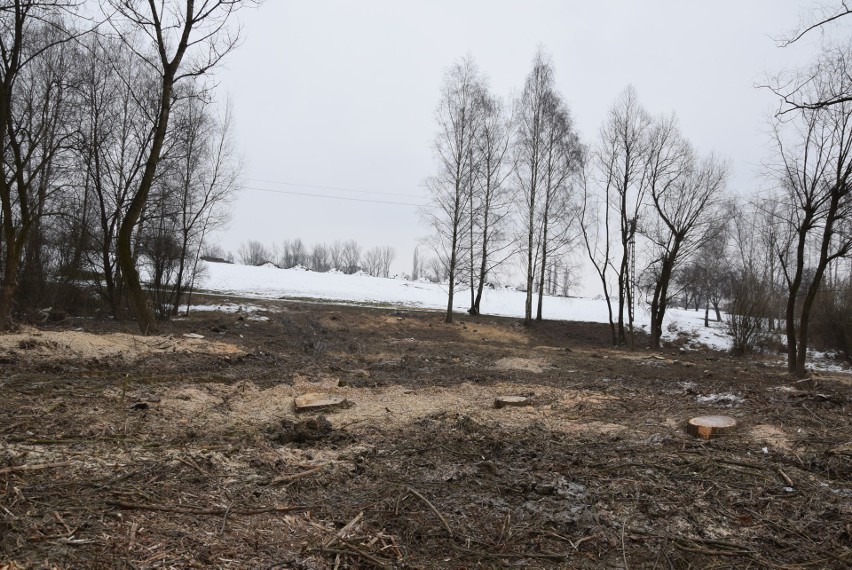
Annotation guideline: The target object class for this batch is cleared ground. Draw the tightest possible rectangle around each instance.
[0,298,849,568]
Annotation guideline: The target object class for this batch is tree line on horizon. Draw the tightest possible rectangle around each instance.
[227,239,397,279]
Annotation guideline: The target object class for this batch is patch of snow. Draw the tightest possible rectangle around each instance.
[768,385,798,393]
[190,303,270,314]
[696,393,744,406]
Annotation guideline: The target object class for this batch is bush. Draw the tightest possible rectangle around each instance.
[726,273,773,355]
[809,285,852,360]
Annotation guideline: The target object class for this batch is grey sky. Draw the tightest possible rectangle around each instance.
[212,0,822,291]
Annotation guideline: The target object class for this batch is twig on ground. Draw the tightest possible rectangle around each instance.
[128,522,138,551]
[106,500,305,516]
[271,465,326,485]
[218,503,232,536]
[448,543,568,562]
[324,511,364,548]
[319,546,390,569]
[0,461,72,475]
[175,455,208,476]
[406,486,453,538]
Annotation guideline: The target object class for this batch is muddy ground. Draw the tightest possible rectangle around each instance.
[0,298,850,569]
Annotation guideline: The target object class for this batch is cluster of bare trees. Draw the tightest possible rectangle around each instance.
[426,51,724,335]
[0,1,253,333]
[599,2,852,375]
[236,238,396,277]
[580,87,729,349]
[425,52,580,324]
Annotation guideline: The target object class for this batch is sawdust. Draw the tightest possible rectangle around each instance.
[749,424,793,451]
[0,327,243,363]
[494,356,548,373]
[457,321,529,345]
[151,377,625,438]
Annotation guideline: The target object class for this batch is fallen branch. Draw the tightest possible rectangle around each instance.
[406,486,453,538]
[106,500,305,516]
[175,455,208,476]
[449,543,567,561]
[319,546,391,569]
[672,542,752,557]
[0,461,72,475]
[778,468,794,487]
[271,464,326,485]
[324,511,364,548]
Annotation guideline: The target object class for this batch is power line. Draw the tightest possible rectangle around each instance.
[243,185,431,207]
[246,177,427,199]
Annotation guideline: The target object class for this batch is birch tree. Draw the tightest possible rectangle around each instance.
[424,56,482,323]
[533,94,583,321]
[597,86,653,346]
[466,81,514,315]
[514,50,554,325]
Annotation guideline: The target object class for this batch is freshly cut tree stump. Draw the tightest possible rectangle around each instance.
[687,415,737,439]
[294,393,347,413]
[494,396,530,409]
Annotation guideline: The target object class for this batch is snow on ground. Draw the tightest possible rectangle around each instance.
[197,261,731,350]
[194,261,850,370]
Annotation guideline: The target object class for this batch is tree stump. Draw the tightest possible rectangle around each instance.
[687,415,737,439]
[294,393,347,413]
[494,396,530,409]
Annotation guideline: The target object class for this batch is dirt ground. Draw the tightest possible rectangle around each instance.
[0,298,850,569]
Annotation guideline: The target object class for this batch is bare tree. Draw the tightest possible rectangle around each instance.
[769,2,852,112]
[642,115,728,348]
[71,33,158,316]
[411,246,421,280]
[361,246,382,277]
[580,164,617,344]
[598,86,653,346]
[423,56,482,323]
[683,226,731,326]
[514,49,555,325]
[277,239,292,267]
[290,237,307,267]
[238,240,269,266]
[533,92,583,321]
[770,47,852,376]
[782,1,852,47]
[379,246,395,278]
[0,3,80,330]
[310,242,330,272]
[108,0,256,334]
[341,239,361,274]
[468,86,514,315]
[426,256,447,283]
[170,96,241,315]
[327,240,344,271]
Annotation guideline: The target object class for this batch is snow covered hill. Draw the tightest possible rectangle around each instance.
[197,261,731,351]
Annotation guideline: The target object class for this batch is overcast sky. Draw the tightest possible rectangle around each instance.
[211,0,824,292]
